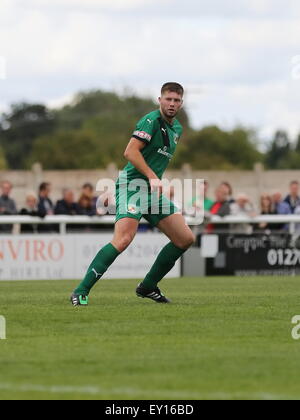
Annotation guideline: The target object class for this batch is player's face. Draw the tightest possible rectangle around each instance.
[159,91,183,120]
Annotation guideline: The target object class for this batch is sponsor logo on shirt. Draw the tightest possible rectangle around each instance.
[133,131,152,142]
[157,148,173,160]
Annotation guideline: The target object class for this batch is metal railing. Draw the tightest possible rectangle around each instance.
[0,214,300,234]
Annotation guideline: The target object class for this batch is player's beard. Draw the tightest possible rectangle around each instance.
[161,108,177,120]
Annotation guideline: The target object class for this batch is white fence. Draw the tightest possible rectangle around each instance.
[0,215,300,233]
[1,215,300,281]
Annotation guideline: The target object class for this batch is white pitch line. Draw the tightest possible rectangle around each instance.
[0,383,295,400]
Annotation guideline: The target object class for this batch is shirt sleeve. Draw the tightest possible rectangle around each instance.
[132,117,156,144]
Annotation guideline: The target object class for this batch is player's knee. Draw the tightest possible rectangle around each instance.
[115,234,134,252]
[174,233,196,250]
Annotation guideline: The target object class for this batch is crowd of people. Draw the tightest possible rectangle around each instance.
[1,179,300,234]
[188,180,300,233]
[0,181,101,233]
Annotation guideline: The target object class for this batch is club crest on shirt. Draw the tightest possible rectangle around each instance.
[173,134,179,144]
[128,204,138,214]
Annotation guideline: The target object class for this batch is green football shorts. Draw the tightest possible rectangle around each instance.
[115,182,180,227]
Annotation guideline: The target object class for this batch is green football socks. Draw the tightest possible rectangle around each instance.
[141,242,187,290]
[74,243,121,295]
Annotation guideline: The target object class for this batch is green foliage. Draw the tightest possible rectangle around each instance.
[172,126,263,170]
[264,130,300,169]
[0,146,7,169]
[0,103,56,169]
[29,130,106,169]
[2,89,297,171]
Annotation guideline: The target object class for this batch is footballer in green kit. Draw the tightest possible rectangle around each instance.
[71,83,196,306]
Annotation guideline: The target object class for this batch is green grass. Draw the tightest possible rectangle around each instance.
[0,276,300,400]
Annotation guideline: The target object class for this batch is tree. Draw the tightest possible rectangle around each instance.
[0,146,7,169]
[172,126,262,170]
[28,130,107,170]
[0,103,56,169]
[265,130,291,169]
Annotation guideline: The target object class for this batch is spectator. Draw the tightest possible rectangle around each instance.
[220,182,235,204]
[38,182,54,217]
[82,183,97,208]
[230,193,256,233]
[38,182,55,233]
[284,181,300,214]
[76,194,96,216]
[19,192,44,233]
[207,185,231,232]
[55,189,78,215]
[272,192,291,231]
[188,180,214,216]
[257,194,275,232]
[0,180,17,233]
[0,181,17,215]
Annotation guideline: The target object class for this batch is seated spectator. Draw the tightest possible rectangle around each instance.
[221,181,235,204]
[230,193,256,233]
[76,194,96,216]
[55,189,78,215]
[284,181,300,214]
[206,185,231,233]
[19,192,44,233]
[0,180,17,233]
[257,194,275,232]
[272,192,292,231]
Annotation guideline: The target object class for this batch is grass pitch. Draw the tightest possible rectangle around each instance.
[0,276,299,400]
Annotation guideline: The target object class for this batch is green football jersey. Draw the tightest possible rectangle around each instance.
[118,110,183,185]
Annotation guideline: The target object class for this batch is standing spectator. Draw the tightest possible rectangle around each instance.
[221,182,235,204]
[38,182,54,217]
[272,192,291,231]
[207,185,231,233]
[0,180,17,233]
[19,192,44,233]
[82,183,97,209]
[55,189,78,215]
[257,194,275,232]
[230,193,256,233]
[38,182,55,233]
[188,180,214,216]
[284,181,300,213]
[76,194,96,216]
[75,194,96,232]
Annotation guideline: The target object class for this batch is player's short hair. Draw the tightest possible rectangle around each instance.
[161,82,184,97]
